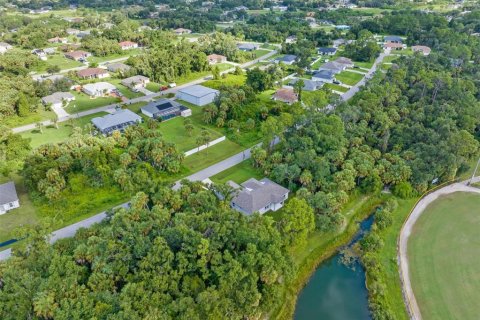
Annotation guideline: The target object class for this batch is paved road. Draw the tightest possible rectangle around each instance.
[341,52,387,101]
[13,50,278,134]
[398,177,480,320]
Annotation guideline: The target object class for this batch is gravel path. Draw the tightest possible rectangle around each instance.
[398,178,480,320]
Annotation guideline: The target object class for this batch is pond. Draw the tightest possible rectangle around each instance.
[294,216,374,320]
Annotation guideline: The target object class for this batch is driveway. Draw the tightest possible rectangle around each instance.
[398,178,480,320]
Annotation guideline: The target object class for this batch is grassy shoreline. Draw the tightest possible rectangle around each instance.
[272,193,383,319]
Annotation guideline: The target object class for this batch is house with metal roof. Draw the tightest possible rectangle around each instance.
[230,178,289,215]
[0,182,19,215]
[176,85,219,106]
[141,99,192,120]
[274,54,297,65]
[91,109,142,135]
[82,82,116,97]
[312,70,336,83]
[121,75,150,90]
[41,92,75,108]
[318,47,337,55]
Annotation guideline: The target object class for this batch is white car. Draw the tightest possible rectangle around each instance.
[168,83,176,88]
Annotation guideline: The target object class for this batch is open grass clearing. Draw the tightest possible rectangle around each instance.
[31,53,84,72]
[210,159,262,184]
[2,108,56,129]
[87,48,142,64]
[335,71,364,86]
[408,192,480,320]
[20,112,109,149]
[203,74,246,89]
[108,79,145,99]
[353,60,374,69]
[182,139,244,173]
[65,91,120,113]
[253,49,271,58]
[324,83,349,93]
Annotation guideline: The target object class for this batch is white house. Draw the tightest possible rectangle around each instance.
[121,75,150,90]
[41,92,75,108]
[176,85,219,106]
[119,41,139,50]
[0,182,19,215]
[82,82,116,97]
[230,178,289,215]
[0,42,13,54]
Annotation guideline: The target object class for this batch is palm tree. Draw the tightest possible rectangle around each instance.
[35,122,44,134]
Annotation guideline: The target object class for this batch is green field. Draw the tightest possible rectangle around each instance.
[32,53,84,72]
[87,48,142,64]
[324,83,349,93]
[2,108,56,129]
[210,159,262,184]
[108,79,144,99]
[202,74,246,89]
[65,91,120,113]
[335,71,364,86]
[409,192,480,320]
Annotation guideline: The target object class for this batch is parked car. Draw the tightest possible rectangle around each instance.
[333,80,341,84]
[168,83,176,88]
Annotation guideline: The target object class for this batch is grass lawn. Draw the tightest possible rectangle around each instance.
[354,61,375,69]
[108,79,144,99]
[203,74,246,89]
[324,83,349,93]
[157,116,223,152]
[252,49,271,58]
[260,44,278,50]
[408,192,480,320]
[20,112,109,149]
[2,108,56,129]
[65,91,120,113]
[0,174,39,243]
[146,82,164,92]
[210,159,262,184]
[87,48,142,64]
[32,53,83,72]
[383,55,400,63]
[125,101,148,113]
[335,71,364,86]
[182,139,243,173]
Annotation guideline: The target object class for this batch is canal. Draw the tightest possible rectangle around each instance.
[294,216,374,320]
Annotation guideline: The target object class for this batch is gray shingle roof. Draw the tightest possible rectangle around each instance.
[0,182,18,205]
[313,69,336,80]
[178,85,219,98]
[289,78,324,91]
[41,92,74,105]
[91,109,141,131]
[276,54,297,62]
[231,178,289,214]
[384,36,403,42]
[318,47,337,53]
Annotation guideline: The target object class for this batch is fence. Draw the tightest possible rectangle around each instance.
[184,136,226,157]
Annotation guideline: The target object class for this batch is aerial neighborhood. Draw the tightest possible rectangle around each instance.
[0,1,479,320]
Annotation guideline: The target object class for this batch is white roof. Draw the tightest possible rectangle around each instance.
[177,85,219,98]
[83,82,116,92]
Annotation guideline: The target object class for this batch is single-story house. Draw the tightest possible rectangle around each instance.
[41,92,75,108]
[237,43,260,51]
[76,30,91,38]
[48,36,68,44]
[36,74,65,82]
[334,57,354,68]
[176,85,219,106]
[312,69,336,83]
[272,88,298,104]
[77,68,109,79]
[285,35,297,44]
[64,50,91,61]
[0,42,13,54]
[319,61,346,73]
[318,47,337,55]
[106,62,132,73]
[332,38,355,48]
[207,54,227,64]
[174,28,192,35]
[121,75,150,89]
[82,82,116,97]
[289,78,324,91]
[335,25,351,30]
[412,45,431,56]
[66,28,80,35]
[384,35,403,44]
[31,49,48,60]
[91,109,142,135]
[0,181,20,215]
[119,41,138,50]
[141,99,192,120]
[230,178,289,215]
[383,42,406,51]
[275,54,297,65]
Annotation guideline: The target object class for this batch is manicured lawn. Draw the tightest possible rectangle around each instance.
[210,159,262,184]
[260,44,278,50]
[2,108,56,129]
[252,49,271,58]
[324,83,349,93]
[125,101,148,113]
[203,74,246,89]
[32,53,83,72]
[20,112,109,149]
[408,192,480,320]
[383,55,400,63]
[108,79,144,99]
[335,71,364,86]
[354,61,375,69]
[157,116,223,152]
[182,139,243,173]
[0,174,39,243]
[146,82,164,92]
[65,91,120,113]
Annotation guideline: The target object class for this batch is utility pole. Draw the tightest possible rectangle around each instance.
[469,157,480,185]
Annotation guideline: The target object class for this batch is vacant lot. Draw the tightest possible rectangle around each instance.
[408,192,480,320]
[335,71,364,86]
[65,91,120,113]
[210,160,262,184]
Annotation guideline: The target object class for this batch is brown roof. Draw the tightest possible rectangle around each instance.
[207,54,226,60]
[273,88,298,103]
[119,41,137,47]
[334,57,353,65]
[65,50,89,59]
[384,43,404,49]
[77,68,108,78]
